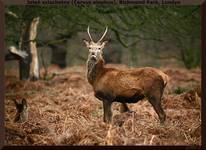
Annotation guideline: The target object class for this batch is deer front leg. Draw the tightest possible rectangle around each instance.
[103,100,113,124]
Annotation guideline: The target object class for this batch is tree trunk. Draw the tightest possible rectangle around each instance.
[19,22,31,80]
[19,17,40,80]
[29,17,40,80]
[49,42,67,68]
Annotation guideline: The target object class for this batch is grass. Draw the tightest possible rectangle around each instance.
[173,87,188,94]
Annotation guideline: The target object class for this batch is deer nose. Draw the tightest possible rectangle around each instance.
[91,52,95,55]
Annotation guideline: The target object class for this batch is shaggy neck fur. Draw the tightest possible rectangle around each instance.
[87,56,105,85]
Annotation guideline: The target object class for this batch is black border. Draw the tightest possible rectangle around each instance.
[201,1,206,150]
[0,0,5,150]
[0,0,205,150]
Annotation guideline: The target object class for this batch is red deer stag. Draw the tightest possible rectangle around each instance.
[83,26,169,124]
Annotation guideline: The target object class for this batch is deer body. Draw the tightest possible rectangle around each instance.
[84,27,168,124]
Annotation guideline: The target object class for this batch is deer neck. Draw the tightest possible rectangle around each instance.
[87,57,105,85]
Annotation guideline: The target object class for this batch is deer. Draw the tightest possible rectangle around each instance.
[13,98,28,123]
[83,26,169,125]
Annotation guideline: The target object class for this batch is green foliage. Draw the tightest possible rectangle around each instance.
[184,48,201,69]
[173,87,187,95]
[5,5,201,69]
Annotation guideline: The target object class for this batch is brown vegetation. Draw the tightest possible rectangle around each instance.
[5,65,201,145]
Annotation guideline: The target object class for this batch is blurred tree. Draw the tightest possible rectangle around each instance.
[132,6,199,69]
[49,39,67,68]
[5,5,201,71]
[5,6,41,80]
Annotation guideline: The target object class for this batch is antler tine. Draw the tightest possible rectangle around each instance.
[87,26,93,42]
[98,26,108,43]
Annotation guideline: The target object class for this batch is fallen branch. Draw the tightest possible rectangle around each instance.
[149,135,155,145]
[5,46,28,62]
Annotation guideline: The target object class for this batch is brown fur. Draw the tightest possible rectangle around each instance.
[87,58,168,124]
[84,27,168,124]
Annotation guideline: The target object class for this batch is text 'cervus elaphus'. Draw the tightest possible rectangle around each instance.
[83,26,169,125]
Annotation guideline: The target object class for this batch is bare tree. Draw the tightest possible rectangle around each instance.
[29,17,40,80]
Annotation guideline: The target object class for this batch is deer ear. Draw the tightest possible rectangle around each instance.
[21,98,27,107]
[101,41,108,47]
[83,39,90,47]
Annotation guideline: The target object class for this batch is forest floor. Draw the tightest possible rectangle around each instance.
[5,64,201,145]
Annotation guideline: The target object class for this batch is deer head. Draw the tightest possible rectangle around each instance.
[84,26,108,63]
[13,98,28,123]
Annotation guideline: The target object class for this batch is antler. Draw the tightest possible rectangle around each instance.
[98,27,108,43]
[87,26,93,42]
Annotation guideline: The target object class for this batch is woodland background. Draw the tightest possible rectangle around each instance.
[5,5,201,70]
[5,5,201,146]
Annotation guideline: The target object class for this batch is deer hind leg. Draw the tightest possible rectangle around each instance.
[103,100,113,124]
[148,95,166,125]
[120,103,131,113]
